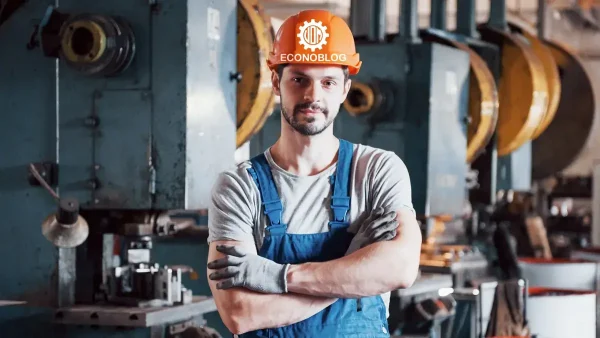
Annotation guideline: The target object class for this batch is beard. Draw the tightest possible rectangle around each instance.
[281,101,334,136]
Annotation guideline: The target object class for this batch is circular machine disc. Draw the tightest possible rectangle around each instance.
[532,41,596,180]
[477,25,549,157]
[420,30,499,164]
[507,21,562,139]
[236,0,276,148]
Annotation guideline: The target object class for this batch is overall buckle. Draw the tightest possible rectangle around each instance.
[263,199,283,225]
[330,196,350,222]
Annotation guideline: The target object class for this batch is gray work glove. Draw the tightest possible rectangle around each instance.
[207,245,289,294]
[345,207,398,255]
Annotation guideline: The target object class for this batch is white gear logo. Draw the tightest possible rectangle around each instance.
[297,19,329,52]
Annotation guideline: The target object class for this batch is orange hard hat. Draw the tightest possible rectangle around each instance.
[267,10,362,75]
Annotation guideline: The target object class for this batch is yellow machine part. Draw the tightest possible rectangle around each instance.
[460,43,499,163]
[420,31,499,164]
[343,82,376,116]
[236,0,276,148]
[507,22,562,139]
[478,25,549,156]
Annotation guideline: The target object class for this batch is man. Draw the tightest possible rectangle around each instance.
[206,9,422,337]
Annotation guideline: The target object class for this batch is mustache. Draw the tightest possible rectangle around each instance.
[293,102,327,114]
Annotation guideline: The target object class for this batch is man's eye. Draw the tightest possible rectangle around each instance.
[324,81,335,87]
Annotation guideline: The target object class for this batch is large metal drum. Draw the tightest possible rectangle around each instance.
[532,42,597,179]
[477,24,549,157]
[236,0,276,148]
[507,22,561,140]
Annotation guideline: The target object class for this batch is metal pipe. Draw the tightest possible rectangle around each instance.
[537,0,547,39]
[488,0,507,30]
[371,0,386,42]
[350,0,386,42]
[456,0,478,37]
[430,0,446,29]
[349,0,367,37]
[400,0,419,42]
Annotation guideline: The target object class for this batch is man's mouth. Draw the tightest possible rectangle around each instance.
[298,108,320,115]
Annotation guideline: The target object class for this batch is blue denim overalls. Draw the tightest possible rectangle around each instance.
[240,139,390,338]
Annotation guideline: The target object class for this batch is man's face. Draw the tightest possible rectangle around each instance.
[273,64,351,136]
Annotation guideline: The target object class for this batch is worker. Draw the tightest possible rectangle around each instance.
[206,9,422,337]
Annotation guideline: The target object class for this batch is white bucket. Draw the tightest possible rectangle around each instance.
[518,258,598,290]
[527,287,597,338]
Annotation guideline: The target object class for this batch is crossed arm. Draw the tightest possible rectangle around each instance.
[286,208,421,298]
[206,208,421,334]
[207,152,421,334]
[206,240,337,334]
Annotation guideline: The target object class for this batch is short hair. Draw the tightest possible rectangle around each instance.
[276,64,349,83]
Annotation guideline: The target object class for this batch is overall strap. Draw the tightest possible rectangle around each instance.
[329,139,354,230]
[247,154,287,235]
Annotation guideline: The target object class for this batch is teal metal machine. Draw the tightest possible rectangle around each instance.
[0,0,238,336]
[341,0,470,220]
[421,1,534,337]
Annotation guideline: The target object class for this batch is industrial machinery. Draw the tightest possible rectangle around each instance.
[3,0,599,336]
[0,0,275,337]
[344,3,492,334]
[245,0,600,336]
[487,8,599,259]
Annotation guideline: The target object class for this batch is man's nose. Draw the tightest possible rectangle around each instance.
[303,82,322,102]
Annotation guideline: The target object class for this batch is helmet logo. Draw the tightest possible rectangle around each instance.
[297,19,329,52]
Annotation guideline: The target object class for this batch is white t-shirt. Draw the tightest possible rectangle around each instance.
[207,142,415,317]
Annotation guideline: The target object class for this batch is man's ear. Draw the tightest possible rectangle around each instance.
[272,71,281,96]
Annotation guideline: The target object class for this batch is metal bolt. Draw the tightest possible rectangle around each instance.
[84,116,99,127]
[94,164,101,170]
[229,72,242,82]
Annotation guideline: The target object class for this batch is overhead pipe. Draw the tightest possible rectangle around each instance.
[537,0,547,39]
[456,0,479,38]
[371,0,386,42]
[429,0,446,30]
[349,0,387,42]
[430,0,479,39]
[488,0,507,30]
[400,0,419,42]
